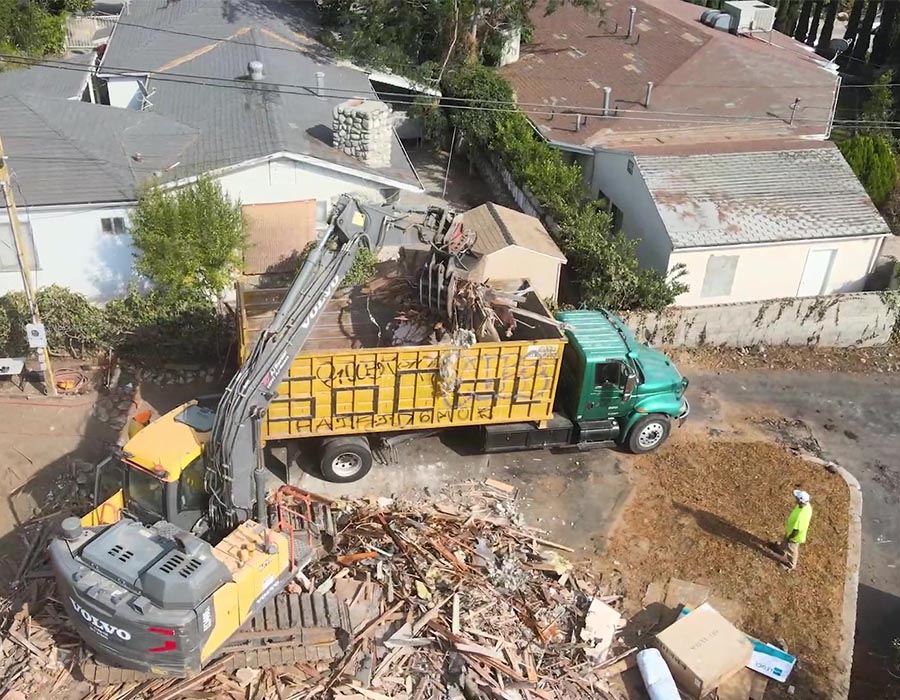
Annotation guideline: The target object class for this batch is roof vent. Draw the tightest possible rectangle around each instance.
[699,9,735,32]
[248,60,264,81]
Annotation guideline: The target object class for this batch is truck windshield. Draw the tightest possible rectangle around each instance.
[126,466,165,520]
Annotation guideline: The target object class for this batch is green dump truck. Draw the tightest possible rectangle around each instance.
[238,284,689,482]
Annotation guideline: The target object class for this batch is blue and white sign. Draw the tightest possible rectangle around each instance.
[747,639,796,682]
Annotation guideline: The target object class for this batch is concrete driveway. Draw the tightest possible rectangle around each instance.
[687,369,900,700]
[289,432,631,559]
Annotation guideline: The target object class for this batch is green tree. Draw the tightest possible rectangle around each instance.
[317,0,598,78]
[840,134,898,205]
[0,0,66,56]
[130,177,246,299]
[859,69,895,139]
[443,64,685,310]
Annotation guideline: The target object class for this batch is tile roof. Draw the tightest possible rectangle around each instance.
[0,93,196,206]
[636,145,890,248]
[464,203,566,260]
[0,51,95,100]
[99,0,421,189]
[502,0,839,148]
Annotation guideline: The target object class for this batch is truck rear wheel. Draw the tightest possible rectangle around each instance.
[320,436,373,483]
[626,415,671,454]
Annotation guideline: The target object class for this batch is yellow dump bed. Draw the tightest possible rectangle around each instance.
[237,283,566,441]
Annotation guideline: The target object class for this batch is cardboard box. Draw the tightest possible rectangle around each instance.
[655,603,753,699]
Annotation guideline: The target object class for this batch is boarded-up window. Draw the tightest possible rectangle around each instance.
[700,254,738,298]
[0,221,39,272]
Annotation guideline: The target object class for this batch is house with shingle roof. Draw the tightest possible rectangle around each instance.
[500,0,890,304]
[0,0,423,301]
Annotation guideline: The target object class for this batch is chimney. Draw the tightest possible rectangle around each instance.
[315,71,325,98]
[602,87,612,116]
[248,60,264,81]
[332,99,393,168]
[627,6,637,38]
[645,81,654,108]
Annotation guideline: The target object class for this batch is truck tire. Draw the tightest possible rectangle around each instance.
[626,415,671,454]
[320,436,373,483]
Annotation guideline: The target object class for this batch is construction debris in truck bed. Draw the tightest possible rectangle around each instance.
[0,482,631,700]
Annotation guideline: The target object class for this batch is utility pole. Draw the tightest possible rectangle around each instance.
[0,135,57,396]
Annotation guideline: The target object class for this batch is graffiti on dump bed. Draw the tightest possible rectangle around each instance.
[273,345,562,436]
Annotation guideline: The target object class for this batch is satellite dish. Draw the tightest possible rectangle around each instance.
[828,38,851,60]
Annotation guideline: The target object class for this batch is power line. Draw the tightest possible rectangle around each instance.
[0,53,837,129]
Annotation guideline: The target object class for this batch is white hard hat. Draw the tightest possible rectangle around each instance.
[793,489,811,505]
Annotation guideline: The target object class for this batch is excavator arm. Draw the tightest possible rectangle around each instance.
[205,195,408,535]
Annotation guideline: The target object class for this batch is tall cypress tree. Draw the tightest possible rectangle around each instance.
[817,1,838,54]
[807,1,824,45]
[844,0,866,42]
[852,0,880,62]
[794,1,814,41]
[871,0,898,66]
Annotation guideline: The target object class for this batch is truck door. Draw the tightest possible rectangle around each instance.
[583,360,629,421]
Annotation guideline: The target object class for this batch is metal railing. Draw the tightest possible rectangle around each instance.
[65,13,119,50]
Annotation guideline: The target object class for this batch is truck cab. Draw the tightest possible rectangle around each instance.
[556,310,688,452]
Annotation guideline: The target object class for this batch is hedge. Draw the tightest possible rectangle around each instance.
[442,65,686,311]
[0,285,232,362]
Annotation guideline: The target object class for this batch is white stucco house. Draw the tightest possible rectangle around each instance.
[590,143,889,305]
[499,0,891,304]
[0,0,423,302]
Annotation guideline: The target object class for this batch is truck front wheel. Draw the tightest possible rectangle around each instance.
[626,415,671,454]
[320,436,373,483]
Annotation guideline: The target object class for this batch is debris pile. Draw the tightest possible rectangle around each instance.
[0,481,633,700]
[299,480,629,699]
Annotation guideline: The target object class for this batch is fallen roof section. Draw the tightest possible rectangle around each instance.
[636,144,890,249]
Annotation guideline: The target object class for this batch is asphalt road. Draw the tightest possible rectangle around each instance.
[688,369,900,700]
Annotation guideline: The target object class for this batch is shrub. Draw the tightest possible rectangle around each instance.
[442,65,686,310]
[0,286,232,363]
[130,177,246,299]
[840,134,898,206]
[105,287,232,362]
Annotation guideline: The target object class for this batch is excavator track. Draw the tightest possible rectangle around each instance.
[79,591,350,685]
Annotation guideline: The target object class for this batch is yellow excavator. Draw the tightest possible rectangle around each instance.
[49,195,410,679]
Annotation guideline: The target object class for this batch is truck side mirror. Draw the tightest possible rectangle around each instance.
[622,370,637,401]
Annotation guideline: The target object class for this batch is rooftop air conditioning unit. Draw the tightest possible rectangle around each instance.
[722,1,776,33]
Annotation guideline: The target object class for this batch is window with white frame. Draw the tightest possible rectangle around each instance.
[700,254,739,298]
[0,221,39,272]
[101,216,128,235]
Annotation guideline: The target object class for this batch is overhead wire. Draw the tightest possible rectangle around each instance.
[0,53,840,129]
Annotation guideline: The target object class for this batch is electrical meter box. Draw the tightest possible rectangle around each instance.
[25,322,46,349]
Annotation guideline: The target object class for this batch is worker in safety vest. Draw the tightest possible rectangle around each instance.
[775,490,812,570]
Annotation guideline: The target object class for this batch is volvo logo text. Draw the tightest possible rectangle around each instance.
[70,598,132,640]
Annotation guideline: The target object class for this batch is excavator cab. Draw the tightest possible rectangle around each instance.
[82,401,215,531]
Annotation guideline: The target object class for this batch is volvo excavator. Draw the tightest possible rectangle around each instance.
[48,195,414,680]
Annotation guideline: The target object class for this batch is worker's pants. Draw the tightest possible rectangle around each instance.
[779,539,800,569]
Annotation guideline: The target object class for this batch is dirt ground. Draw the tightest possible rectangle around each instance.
[668,342,900,374]
[605,433,851,699]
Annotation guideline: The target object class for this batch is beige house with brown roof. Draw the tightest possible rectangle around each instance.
[461,202,566,302]
[496,0,892,305]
